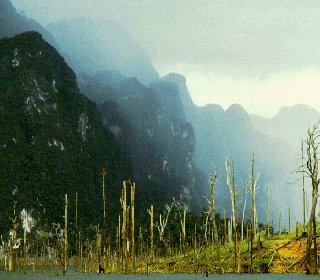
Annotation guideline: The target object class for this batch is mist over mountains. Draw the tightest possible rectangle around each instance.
[1,0,319,229]
[251,104,320,150]
[47,18,159,86]
[0,0,55,45]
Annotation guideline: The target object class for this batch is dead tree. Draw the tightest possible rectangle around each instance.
[173,198,186,255]
[204,171,221,269]
[75,192,79,272]
[101,167,107,271]
[225,158,240,273]
[130,182,135,269]
[223,210,227,245]
[241,177,250,242]
[120,181,130,273]
[288,208,291,233]
[96,224,102,273]
[298,121,320,274]
[63,194,68,275]
[266,186,271,239]
[147,205,154,260]
[301,141,306,226]
[250,155,260,273]
[20,208,35,274]
[155,202,173,255]
[9,202,20,273]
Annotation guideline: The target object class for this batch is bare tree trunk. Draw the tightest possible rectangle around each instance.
[96,224,101,273]
[182,209,186,255]
[23,230,27,274]
[306,190,318,274]
[204,215,208,246]
[9,203,18,273]
[225,158,240,273]
[209,172,221,270]
[101,168,107,271]
[242,177,250,242]
[250,156,255,273]
[117,215,121,271]
[241,199,246,242]
[266,186,270,239]
[301,141,306,227]
[9,232,16,272]
[228,219,232,243]
[63,194,68,275]
[299,123,320,274]
[194,223,197,253]
[75,192,78,272]
[288,208,291,233]
[120,181,129,273]
[131,183,135,269]
[223,210,227,245]
[147,206,154,261]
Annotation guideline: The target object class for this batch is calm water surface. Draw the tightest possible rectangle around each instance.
[0,273,317,280]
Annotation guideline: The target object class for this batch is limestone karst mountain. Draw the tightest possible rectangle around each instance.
[0,31,132,229]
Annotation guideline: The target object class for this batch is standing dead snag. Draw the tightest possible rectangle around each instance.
[205,171,221,269]
[96,224,102,273]
[298,121,320,274]
[147,205,154,260]
[266,186,271,239]
[9,202,19,273]
[120,181,130,273]
[173,198,186,255]
[250,155,260,273]
[63,194,68,275]
[75,192,79,272]
[155,202,174,255]
[288,208,291,233]
[130,182,135,269]
[117,214,121,269]
[101,167,107,272]
[20,208,35,274]
[225,158,240,273]
[241,177,250,242]
[301,141,306,226]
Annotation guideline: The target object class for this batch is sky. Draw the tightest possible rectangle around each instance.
[11,0,320,118]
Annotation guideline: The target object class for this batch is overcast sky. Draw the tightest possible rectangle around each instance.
[11,0,320,117]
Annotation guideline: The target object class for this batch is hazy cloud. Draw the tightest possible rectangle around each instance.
[11,0,320,116]
[12,0,320,78]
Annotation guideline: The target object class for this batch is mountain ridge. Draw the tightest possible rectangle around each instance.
[0,0,55,45]
[47,18,159,85]
[0,31,132,230]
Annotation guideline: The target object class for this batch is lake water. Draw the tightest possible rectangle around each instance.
[0,273,317,280]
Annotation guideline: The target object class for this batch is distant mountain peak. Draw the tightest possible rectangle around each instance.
[226,103,249,116]
[274,104,319,120]
[162,73,194,119]
[201,103,224,113]
[163,73,187,84]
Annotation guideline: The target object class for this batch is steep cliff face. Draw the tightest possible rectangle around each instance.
[80,71,207,214]
[165,73,299,221]
[0,32,132,229]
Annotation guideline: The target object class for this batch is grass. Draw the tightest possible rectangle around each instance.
[140,230,308,274]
